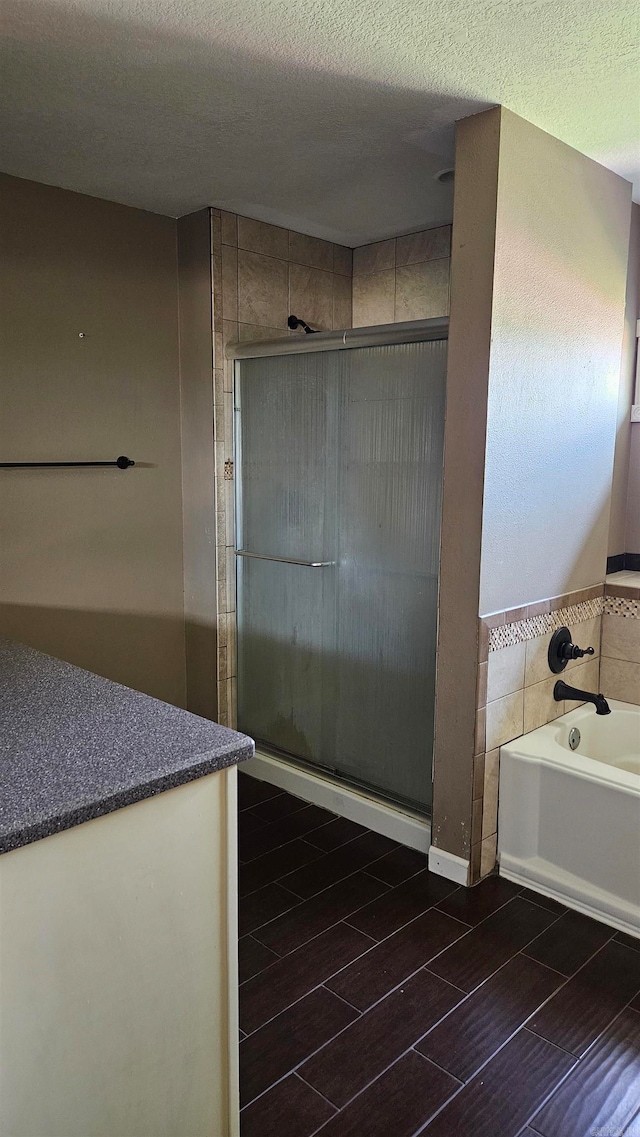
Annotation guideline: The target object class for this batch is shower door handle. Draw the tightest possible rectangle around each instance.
[235,550,336,567]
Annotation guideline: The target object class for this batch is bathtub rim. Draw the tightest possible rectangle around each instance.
[499,699,639,797]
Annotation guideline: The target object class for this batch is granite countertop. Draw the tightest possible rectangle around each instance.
[0,639,254,854]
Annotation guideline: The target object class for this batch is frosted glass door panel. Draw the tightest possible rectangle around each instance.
[333,342,446,809]
[235,338,446,813]
[236,354,339,762]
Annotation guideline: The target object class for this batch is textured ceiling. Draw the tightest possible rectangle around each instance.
[1,0,638,244]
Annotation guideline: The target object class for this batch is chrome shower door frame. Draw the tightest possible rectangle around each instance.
[230,317,449,814]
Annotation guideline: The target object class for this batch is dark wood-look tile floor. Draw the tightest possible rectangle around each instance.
[237,772,640,1137]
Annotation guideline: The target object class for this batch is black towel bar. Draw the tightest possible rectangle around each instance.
[0,456,135,469]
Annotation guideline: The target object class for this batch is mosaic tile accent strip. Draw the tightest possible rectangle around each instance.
[604,596,640,620]
[488,597,604,652]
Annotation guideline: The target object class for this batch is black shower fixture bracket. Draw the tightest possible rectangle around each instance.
[288,314,317,334]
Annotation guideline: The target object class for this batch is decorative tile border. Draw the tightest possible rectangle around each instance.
[488,597,604,651]
[604,596,640,619]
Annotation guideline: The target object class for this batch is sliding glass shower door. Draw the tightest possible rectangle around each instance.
[235,333,447,814]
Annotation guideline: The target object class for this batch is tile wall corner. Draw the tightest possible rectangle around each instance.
[210,210,353,724]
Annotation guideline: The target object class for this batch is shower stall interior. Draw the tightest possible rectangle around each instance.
[232,319,448,816]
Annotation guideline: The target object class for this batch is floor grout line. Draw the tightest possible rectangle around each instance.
[294,1070,342,1115]
[248,875,396,952]
[239,811,349,864]
[237,793,637,1131]
[238,919,378,1001]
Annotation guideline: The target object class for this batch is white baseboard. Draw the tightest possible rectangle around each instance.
[499,854,640,939]
[428,846,470,886]
[243,752,431,853]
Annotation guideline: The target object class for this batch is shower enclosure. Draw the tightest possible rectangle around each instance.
[232,319,447,815]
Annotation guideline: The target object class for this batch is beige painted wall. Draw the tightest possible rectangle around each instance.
[432,108,501,863]
[0,173,186,705]
[479,109,632,614]
[609,203,639,556]
[432,106,633,867]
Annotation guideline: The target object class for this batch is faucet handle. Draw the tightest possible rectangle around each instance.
[548,627,594,673]
[569,644,594,659]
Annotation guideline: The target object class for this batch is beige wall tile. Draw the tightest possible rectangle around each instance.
[566,615,601,671]
[524,629,554,687]
[486,689,524,750]
[475,705,486,755]
[601,614,640,664]
[217,678,228,726]
[214,328,223,366]
[482,748,499,839]
[216,547,227,615]
[212,249,223,316]
[238,250,288,328]
[214,368,224,408]
[288,231,333,271]
[237,216,288,259]
[599,656,640,704]
[222,320,239,355]
[221,244,238,322]
[478,621,489,663]
[217,612,228,650]
[333,244,353,276]
[238,323,287,343]
[226,546,237,615]
[214,439,225,482]
[395,259,450,321]
[480,834,497,877]
[228,677,237,729]
[221,211,237,246]
[470,841,482,884]
[476,660,488,708]
[224,478,235,547]
[223,389,234,455]
[395,226,451,266]
[211,208,222,250]
[353,239,396,276]
[486,641,526,702]
[289,263,333,330]
[332,273,352,330]
[472,797,483,844]
[227,616,237,678]
[562,657,601,709]
[352,270,395,327]
[473,752,485,799]
[523,676,565,732]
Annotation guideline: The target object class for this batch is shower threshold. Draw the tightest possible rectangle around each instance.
[240,748,431,854]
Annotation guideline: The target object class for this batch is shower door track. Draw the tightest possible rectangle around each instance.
[227,316,449,360]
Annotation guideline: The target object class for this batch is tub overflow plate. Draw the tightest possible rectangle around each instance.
[568,727,581,751]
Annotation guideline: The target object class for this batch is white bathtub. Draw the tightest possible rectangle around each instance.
[498,700,640,938]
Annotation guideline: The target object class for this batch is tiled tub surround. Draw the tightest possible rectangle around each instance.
[601,574,640,705]
[474,576,640,884]
[210,210,353,725]
[351,226,451,327]
[473,587,605,883]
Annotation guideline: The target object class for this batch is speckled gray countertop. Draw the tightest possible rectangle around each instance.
[0,639,254,854]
